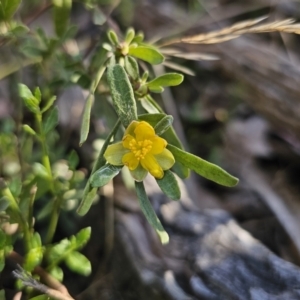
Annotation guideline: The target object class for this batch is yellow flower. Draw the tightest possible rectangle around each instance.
[104,121,175,180]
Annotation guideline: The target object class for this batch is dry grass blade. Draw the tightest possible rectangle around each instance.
[177,18,300,45]
[162,60,195,76]
[160,48,219,61]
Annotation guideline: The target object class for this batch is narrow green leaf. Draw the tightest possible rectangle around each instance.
[0,0,21,20]
[77,187,97,216]
[77,120,121,216]
[124,28,135,44]
[140,97,160,114]
[80,94,94,146]
[0,251,5,272]
[23,124,36,136]
[168,144,239,187]
[124,56,139,80]
[74,227,91,249]
[18,84,40,113]
[135,181,169,244]
[156,170,181,200]
[53,0,72,37]
[68,150,79,171]
[91,164,122,188]
[34,87,41,103]
[41,96,57,113]
[107,64,137,127]
[65,251,91,276]
[154,115,173,136]
[128,46,164,65]
[107,30,119,46]
[43,107,59,134]
[147,73,183,92]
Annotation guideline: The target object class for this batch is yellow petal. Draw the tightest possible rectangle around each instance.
[122,152,139,170]
[124,120,139,136]
[134,121,155,141]
[150,136,167,154]
[154,149,175,170]
[104,142,129,165]
[122,134,135,149]
[141,154,164,179]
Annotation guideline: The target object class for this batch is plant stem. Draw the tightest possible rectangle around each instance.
[3,186,32,252]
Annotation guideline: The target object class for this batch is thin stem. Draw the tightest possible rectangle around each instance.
[45,195,63,244]
[35,112,55,193]
[2,186,31,252]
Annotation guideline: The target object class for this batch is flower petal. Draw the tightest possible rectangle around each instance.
[122,134,135,149]
[104,142,129,165]
[150,136,167,154]
[134,121,155,141]
[124,120,139,136]
[130,164,148,181]
[122,152,139,170]
[141,154,164,179]
[154,149,175,170]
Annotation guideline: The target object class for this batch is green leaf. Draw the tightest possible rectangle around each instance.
[43,107,59,134]
[80,94,94,146]
[124,27,135,44]
[167,144,239,187]
[31,232,42,248]
[0,197,9,211]
[107,30,119,46]
[74,227,91,249]
[107,64,137,127]
[140,98,160,114]
[0,230,6,248]
[135,181,169,244]
[0,0,21,20]
[53,0,72,37]
[8,177,22,198]
[23,247,43,272]
[65,251,91,276]
[23,124,36,135]
[154,115,173,136]
[92,6,106,25]
[49,266,63,282]
[156,170,181,200]
[0,251,5,272]
[68,150,79,170]
[128,46,164,65]
[77,121,121,216]
[147,73,183,92]
[91,164,122,188]
[41,96,57,113]
[0,289,5,299]
[124,56,139,80]
[18,84,40,113]
[34,87,41,103]
[77,187,97,216]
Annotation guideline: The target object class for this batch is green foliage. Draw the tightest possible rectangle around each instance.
[0,3,241,297]
[107,64,137,127]
[135,182,169,244]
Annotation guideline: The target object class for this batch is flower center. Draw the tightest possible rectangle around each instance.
[129,139,152,161]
